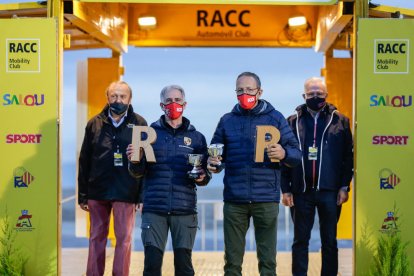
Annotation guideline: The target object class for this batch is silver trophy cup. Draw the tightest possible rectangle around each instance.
[187,154,203,179]
[208,143,224,168]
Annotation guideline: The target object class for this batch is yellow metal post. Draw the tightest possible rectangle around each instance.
[48,0,63,275]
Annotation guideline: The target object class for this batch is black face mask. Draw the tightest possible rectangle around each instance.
[109,102,128,115]
[306,97,326,111]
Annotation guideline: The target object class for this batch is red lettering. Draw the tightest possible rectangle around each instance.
[28,134,35,143]
[4,134,42,143]
[394,136,402,145]
[402,136,409,145]
[6,134,13,143]
[372,135,409,145]
[24,95,35,106]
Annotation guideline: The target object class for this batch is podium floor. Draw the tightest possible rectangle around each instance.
[62,248,352,275]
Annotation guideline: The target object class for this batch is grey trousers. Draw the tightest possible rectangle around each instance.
[140,212,198,251]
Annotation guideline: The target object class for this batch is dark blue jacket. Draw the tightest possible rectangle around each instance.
[130,116,210,215]
[281,103,354,194]
[211,100,301,203]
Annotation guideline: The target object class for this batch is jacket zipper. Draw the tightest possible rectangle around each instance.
[168,135,175,214]
[316,110,337,190]
[296,111,307,193]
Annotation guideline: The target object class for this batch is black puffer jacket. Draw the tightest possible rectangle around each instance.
[281,103,353,193]
[78,105,147,204]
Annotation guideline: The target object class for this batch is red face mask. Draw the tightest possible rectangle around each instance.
[163,102,183,120]
[237,94,257,110]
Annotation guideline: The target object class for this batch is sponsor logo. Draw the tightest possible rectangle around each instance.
[184,137,192,146]
[14,167,35,188]
[379,168,400,190]
[379,211,398,234]
[370,95,412,107]
[2,93,45,106]
[374,39,409,74]
[15,210,35,231]
[6,134,42,144]
[6,39,40,73]
[372,135,409,145]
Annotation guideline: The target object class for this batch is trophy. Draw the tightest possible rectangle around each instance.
[208,143,224,169]
[187,154,204,179]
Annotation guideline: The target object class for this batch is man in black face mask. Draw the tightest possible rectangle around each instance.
[78,81,147,276]
[281,77,353,276]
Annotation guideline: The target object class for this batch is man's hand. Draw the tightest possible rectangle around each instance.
[194,169,207,185]
[282,193,294,207]
[79,203,89,212]
[135,203,143,214]
[127,144,143,162]
[266,143,286,161]
[337,189,349,205]
[207,156,222,173]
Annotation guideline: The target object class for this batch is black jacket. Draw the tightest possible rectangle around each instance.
[129,116,210,215]
[78,105,147,204]
[281,103,353,193]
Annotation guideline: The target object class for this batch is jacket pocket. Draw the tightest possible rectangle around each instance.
[141,222,154,247]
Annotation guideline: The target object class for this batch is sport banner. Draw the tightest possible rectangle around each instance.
[356,19,414,275]
[0,19,58,275]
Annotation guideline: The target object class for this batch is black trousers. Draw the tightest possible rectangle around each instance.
[143,246,194,276]
[291,190,341,276]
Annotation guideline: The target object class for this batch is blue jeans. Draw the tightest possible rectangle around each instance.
[291,191,341,276]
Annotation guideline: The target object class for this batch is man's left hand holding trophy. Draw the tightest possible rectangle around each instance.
[207,143,224,173]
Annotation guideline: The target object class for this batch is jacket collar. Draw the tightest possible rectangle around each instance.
[231,99,273,116]
[99,104,135,126]
[295,102,337,118]
[152,115,195,134]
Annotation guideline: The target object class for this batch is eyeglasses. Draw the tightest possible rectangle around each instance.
[302,91,326,99]
[235,87,259,96]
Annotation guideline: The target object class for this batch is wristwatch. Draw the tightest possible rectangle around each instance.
[340,186,350,192]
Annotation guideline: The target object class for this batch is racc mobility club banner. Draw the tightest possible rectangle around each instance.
[0,19,58,275]
[355,19,414,275]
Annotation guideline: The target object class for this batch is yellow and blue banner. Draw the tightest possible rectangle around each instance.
[356,19,414,275]
[0,18,58,275]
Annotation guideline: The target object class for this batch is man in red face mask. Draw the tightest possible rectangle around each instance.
[208,72,302,276]
[127,85,211,276]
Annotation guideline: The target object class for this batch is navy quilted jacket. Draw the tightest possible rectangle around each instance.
[211,100,301,203]
[132,116,210,215]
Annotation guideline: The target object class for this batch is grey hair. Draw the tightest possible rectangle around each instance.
[236,72,261,88]
[106,80,132,97]
[304,77,327,92]
[160,85,186,103]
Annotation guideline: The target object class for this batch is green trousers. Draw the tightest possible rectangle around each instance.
[223,202,279,276]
